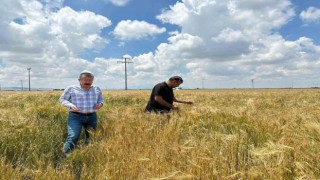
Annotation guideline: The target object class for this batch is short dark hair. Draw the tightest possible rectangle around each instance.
[169,76,183,83]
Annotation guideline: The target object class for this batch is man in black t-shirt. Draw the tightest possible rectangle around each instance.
[145,76,193,113]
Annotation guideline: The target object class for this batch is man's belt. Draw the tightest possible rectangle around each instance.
[70,111,95,115]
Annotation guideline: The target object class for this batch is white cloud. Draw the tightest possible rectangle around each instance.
[133,52,157,72]
[154,0,295,63]
[113,20,166,40]
[0,0,113,88]
[50,7,111,54]
[156,33,203,64]
[159,0,294,38]
[1,0,320,89]
[211,28,247,42]
[104,0,131,6]
[157,2,190,25]
[300,7,320,23]
[0,1,111,62]
[132,0,320,88]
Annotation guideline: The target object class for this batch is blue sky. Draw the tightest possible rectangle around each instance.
[63,0,180,60]
[280,0,320,43]
[1,0,320,89]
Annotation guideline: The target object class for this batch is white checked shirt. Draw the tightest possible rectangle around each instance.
[60,85,104,113]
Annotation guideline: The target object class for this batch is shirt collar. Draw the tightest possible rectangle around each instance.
[75,84,93,91]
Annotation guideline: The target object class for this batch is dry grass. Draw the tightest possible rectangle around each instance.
[0,89,319,179]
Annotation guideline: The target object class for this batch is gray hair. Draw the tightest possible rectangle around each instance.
[79,70,94,79]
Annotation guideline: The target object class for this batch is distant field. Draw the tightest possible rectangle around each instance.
[0,89,319,179]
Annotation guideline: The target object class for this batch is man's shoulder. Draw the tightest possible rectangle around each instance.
[153,82,171,94]
[155,81,166,87]
[64,85,78,90]
[91,85,102,91]
[91,85,101,89]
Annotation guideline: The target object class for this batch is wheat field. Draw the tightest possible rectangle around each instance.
[0,89,319,179]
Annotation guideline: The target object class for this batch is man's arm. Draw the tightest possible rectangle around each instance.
[95,87,104,110]
[59,87,80,111]
[59,87,72,108]
[173,97,193,105]
[154,95,178,110]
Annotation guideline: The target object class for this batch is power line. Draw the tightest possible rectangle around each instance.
[117,55,133,90]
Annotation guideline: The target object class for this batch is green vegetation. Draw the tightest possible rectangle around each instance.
[0,89,319,179]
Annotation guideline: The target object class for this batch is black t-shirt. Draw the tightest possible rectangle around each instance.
[145,82,174,112]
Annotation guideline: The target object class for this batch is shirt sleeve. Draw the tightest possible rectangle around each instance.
[96,86,104,105]
[59,86,73,108]
[154,84,164,96]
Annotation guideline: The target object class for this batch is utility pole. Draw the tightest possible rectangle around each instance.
[202,78,206,89]
[21,80,23,91]
[27,67,31,91]
[251,79,254,89]
[117,55,133,90]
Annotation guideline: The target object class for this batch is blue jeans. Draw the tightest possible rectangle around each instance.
[64,112,97,154]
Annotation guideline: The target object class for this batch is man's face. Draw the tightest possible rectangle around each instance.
[79,75,94,88]
[172,81,182,88]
